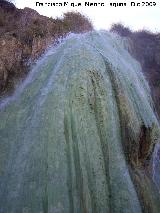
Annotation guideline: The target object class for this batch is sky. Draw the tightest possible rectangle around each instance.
[14,0,160,32]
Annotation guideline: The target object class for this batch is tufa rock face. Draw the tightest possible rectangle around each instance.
[0,31,160,213]
[0,1,93,96]
[110,24,160,119]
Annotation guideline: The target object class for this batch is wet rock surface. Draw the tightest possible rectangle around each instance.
[0,31,159,213]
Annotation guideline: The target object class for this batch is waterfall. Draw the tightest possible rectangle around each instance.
[0,31,160,213]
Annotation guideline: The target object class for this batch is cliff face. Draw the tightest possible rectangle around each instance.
[0,0,93,96]
[110,24,160,119]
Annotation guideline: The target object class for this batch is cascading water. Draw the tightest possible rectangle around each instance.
[0,31,160,213]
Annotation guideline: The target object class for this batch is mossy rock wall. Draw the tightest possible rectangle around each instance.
[0,31,160,213]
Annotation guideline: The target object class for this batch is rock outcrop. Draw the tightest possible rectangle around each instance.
[0,0,93,96]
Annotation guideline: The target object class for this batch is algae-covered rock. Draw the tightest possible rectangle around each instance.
[0,31,160,212]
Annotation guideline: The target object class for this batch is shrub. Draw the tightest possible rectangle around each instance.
[63,12,93,33]
[110,23,132,37]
